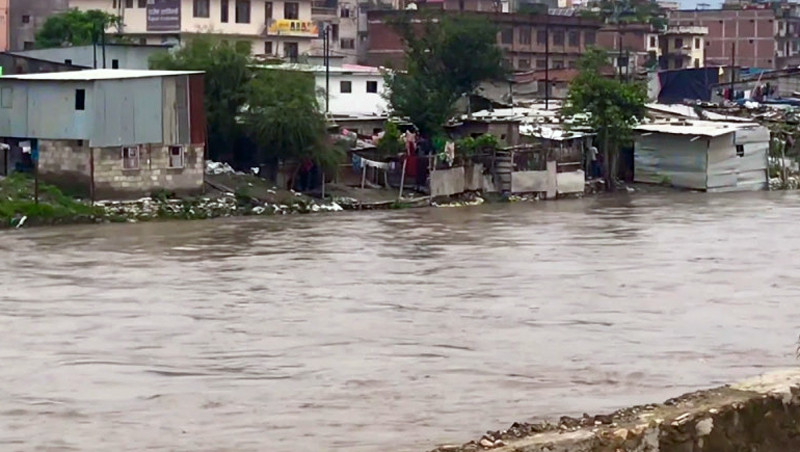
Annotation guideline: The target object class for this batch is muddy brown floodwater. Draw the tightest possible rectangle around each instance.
[2,191,800,451]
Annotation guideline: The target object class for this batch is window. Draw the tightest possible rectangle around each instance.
[221,0,229,22]
[500,28,513,44]
[553,30,564,46]
[673,57,683,69]
[23,41,34,50]
[536,58,547,68]
[519,27,531,45]
[341,7,350,17]
[21,15,30,24]
[75,89,85,111]
[235,0,251,23]
[64,59,72,65]
[284,2,299,19]
[536,30,547,45]
[553,59,564,69]
[265,1,273,19]
[584,31,595,46]
[674,38,684,49]
[265,41,273,54]
[340,38,355,49]
[194,0,210,17]
[1,87,13,109]
[138,0,147,7]
[340,80,352,93]
[366,80,378,93]
[284,42,299,60]
[331,24,339,40]
[568,30,579,47]
[518,58,530,69]
[122,146,139,170]
[112,59,119,69]
[736,144,744,157]
[649,36,656,47]
[694,38,700,49]
[169,146,185,168]
[694,58,700,68]
[125,0,133,7]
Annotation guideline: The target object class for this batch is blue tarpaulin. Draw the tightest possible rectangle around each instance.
[658,68,720,103]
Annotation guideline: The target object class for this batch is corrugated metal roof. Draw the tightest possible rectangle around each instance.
[256,63,382,75]
[0,69,203,81]
[635,121,759,137]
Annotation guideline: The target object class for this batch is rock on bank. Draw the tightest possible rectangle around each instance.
[431,369,800,452]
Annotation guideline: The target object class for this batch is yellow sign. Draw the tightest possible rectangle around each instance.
[267,19,319,37]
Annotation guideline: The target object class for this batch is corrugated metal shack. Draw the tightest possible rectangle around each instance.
[634,121,770,192]
[0,69,206,199]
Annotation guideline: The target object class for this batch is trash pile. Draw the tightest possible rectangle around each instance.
[94,191,348,222]
[205,160,239,175]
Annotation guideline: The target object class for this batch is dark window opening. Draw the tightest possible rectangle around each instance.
[221,0,229,22]
[366,80,378,93]
[284,2,299,19]
[340,81,352,93]
[736,144,744,157]
[21,15,30,24]
[64,59,72,65]
[112,59,119,69]
[75,89,86,111]
[236,0,251,23]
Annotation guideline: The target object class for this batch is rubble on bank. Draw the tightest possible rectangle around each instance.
[428,369,800,452]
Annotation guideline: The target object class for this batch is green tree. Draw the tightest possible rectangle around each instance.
[35,9,120,49]
[563,48,647,190]
[385,12,505,137]
[243,69,339,175]
[150,37,252,162]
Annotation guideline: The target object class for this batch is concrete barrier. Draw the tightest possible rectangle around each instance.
[429,369,800,452]
[430,166,466,198]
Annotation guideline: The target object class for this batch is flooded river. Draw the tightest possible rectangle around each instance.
[2,191,800,451]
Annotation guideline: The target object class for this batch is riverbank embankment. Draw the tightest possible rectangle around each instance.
[430,369,800,452]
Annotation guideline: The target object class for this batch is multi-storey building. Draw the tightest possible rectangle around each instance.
[660,25,707,69]
[8,0,69,51]
[309,0,359,63]
[0,0,8,51]
[670,3,800,69]
[364,10,601,70]
[68,0,317,59]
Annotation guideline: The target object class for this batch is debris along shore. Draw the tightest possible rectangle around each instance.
[428,369,800,452]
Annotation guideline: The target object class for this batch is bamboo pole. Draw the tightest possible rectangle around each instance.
[398,158,407,200]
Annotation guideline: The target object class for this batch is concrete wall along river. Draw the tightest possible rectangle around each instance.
[1,191,800,451]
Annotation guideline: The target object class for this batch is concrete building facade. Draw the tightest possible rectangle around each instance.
[670,5,800,69]
[8,0,69,51]
[364,10,601,71]
[309,0,359,63]
[70,0,317,59]
[660,26,707,69]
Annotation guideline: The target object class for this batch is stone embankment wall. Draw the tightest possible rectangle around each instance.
[431,369,800,452]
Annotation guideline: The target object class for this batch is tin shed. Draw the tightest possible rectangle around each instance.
[633,121,769,192]
[0,69,206,199]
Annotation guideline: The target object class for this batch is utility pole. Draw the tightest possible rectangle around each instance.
[544,18,549,109]
[324,24,330,113]
[730,41,736,100]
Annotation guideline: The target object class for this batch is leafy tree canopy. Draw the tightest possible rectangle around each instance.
[562,48,647,189]
[150,37,338,174]
[35,9,120,49]
[385,12,506,137]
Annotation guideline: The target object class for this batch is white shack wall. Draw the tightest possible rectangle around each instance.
[634,133,710,190]
[707,126,768,192]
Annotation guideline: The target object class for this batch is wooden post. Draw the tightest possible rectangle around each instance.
[398,158,407,200]
[90,147,95,203]
[781,139,787,184]
[321,169,326,199]
[360,164,367,189]
[34,162,39,205]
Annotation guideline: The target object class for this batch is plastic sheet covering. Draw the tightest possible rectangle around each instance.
[657,68,719,103]
[556,170,585,194]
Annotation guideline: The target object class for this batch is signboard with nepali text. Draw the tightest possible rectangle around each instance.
[267,20,319,37]
[147,0,181,32]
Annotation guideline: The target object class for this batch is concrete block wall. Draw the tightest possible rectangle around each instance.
[38,139,92,196]
[92,144,204,200]
[37,140,204,199]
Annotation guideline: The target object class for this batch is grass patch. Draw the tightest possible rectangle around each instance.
[0,173,103,227]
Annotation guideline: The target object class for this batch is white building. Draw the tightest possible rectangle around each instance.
[634,121,769,192]
[70,0,317,59]
[264,62,387,116]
